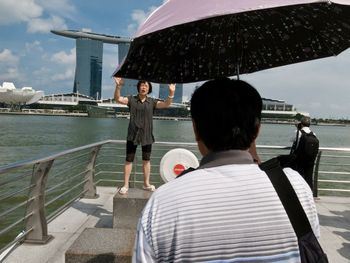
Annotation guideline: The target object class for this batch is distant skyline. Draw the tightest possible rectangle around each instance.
[1,0,350,118]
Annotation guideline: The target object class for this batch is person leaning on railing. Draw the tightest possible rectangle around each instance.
[113,77,176,195]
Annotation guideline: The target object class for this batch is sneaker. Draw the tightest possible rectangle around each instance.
[143,185,156,192]
[118,186,128,195]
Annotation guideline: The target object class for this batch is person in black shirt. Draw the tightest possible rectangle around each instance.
[290,116,319,192]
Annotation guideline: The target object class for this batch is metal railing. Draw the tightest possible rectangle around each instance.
[0,140,349,257]
[0,140,113,258]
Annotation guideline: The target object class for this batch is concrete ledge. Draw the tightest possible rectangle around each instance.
[113,188,152,229]
[65,228,136,263]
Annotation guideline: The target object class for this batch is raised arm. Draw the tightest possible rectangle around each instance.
[156,83,176,109]
[114,77,129,105]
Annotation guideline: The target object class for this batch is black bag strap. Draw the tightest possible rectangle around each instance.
[259,158,312,238]
[290,129,300,154]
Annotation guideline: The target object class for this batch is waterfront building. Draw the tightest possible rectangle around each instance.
[73,39,103,99]
[37,93,95,106]
[260,98,307,119]
[29,92,305,120]
[51,30,132,100]
[262,98,294,111]
[0,82,44,105]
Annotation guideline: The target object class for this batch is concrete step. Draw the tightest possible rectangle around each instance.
[65,228,136,263]
[65,188,153,263]
[113,188,153,229]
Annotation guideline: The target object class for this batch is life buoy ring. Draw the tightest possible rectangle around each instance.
[159,148,199,182]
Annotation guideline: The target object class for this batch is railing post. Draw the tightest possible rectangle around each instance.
[83,146,101,199]
[313,150,322,198]
[24,160,54,244]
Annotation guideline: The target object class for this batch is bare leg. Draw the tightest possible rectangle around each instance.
[143,160,151,187]
[122,161,132,189]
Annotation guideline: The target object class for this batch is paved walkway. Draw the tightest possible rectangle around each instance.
[3,187,350,263]
[3,187,117,263]
[316,196,350,262]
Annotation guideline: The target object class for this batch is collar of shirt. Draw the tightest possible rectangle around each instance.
[137,95,151,103]
[199,150,254,169]
[301,127,312,134]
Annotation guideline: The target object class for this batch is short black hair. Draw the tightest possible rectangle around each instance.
[137,80,152,94]
[190,78,262,151]
[300,116,311,127]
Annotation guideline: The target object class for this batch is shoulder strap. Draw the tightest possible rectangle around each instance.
[309,131,317,137]
[290,130,300,154]
[259,158,312,238]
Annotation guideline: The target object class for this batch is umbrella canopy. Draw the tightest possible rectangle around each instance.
[114,0,350,83]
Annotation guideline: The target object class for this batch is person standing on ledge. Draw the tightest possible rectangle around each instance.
[113,77,176,195]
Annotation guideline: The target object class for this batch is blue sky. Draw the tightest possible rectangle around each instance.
[1,0,350,118]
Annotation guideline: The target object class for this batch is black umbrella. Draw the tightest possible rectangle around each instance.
[114,0,350,83]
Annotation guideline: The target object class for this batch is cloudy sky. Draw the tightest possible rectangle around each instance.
[0,0,350,119]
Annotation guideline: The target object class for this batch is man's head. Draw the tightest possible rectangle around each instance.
[300,116,311,127]
[137,80,153,95]
[190,78,262,153]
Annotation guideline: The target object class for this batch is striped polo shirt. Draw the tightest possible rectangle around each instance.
[133,150,319,263]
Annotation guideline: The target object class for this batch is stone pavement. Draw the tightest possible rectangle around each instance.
[316,196,350,263]
[3,187,350,263]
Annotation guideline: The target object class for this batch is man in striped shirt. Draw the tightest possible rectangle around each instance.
[133,78,319,262]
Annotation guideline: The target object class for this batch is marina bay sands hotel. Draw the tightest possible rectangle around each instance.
[51,30,183,103]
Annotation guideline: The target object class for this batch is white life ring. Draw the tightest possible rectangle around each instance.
[159,148,199,183]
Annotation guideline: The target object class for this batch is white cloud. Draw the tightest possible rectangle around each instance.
[33,67,50,76]
[49,48,75,83]
[0,49,19,65]
[131,10,150,27]
[0,0,74,34]
[36,0,76,18]
[27,15,67,33]
[25,41,43,52]
[51,68,74,81]
[0,49,20,83]
[128,5,159,35]
[0,67,19,81]
[0,0,42,25]
[127,23,137,35]
[243,50,350,118]
[51,48,75,65]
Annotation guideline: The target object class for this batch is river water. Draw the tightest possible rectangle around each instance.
[0,115,350,166]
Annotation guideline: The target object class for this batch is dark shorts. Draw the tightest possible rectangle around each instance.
[126,140,152,162]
